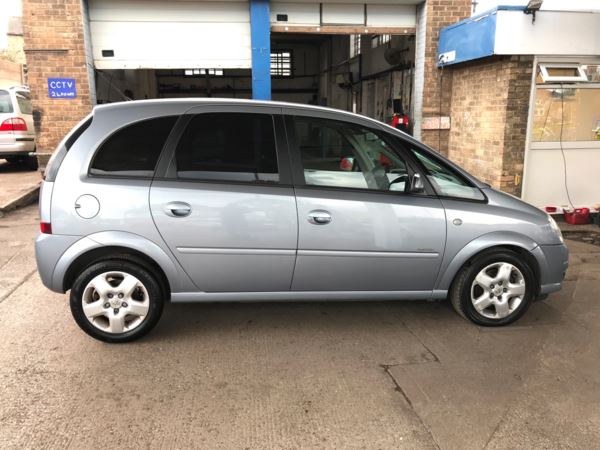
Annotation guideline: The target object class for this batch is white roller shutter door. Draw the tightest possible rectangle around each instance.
[89,0,251,69]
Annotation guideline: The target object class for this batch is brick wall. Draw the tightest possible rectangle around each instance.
[419,0,472,155]
[22,0,93,166]
[448,55,534,195]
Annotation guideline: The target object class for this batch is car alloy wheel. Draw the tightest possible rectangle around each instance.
[82,271,150,334]
[470,262,526,319]
[70,258,164,343]
[450,249,535,326]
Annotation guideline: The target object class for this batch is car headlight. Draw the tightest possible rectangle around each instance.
[548,214,564,243]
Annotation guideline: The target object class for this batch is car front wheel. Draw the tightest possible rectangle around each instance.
[450,249,535,326]
[70,260,164,342]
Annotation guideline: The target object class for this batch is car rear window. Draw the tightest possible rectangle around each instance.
[90,116,177,177]
[0,90,14,113]
[15,91,33,114]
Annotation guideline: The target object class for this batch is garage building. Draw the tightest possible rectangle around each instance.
[22,0,471,166]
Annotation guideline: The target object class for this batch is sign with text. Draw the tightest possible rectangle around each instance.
[47,78,77,99]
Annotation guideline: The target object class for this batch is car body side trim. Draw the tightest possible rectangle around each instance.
[297,250,439,258]
[171,290,447,302]
[177,247,295,256]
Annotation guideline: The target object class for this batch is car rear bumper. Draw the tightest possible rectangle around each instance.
[535,243,569,296]
[35,233,81,293]
[0,140,35,156]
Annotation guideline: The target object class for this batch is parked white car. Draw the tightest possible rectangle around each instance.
[0,86,37,169]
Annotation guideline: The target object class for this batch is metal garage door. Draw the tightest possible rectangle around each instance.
[89,0,252,69]
[89,1,417,69]
[270,1,417,33]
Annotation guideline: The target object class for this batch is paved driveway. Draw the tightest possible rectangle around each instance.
[1,205,599,449]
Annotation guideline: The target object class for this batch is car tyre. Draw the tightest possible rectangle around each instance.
[70,259,164,343]
[450,249,535,326]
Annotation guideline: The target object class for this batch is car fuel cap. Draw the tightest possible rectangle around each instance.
[75,194,100,219]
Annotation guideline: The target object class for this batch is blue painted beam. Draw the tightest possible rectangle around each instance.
[250,0,271,100]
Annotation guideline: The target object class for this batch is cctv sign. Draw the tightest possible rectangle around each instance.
[48,78,77,99]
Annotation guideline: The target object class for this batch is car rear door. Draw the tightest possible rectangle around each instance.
[284,108,447,294]
[150,105,298,293]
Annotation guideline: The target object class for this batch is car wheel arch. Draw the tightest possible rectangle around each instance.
[53,231,196,295]
[62,246,171,300]
[437,233,542,295]
[460,245,540,290]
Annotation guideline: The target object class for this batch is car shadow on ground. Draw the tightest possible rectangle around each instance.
[145,297,565,344]
[0,160,36,173]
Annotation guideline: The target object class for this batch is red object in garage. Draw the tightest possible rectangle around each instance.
[391,113,409,133]
[563,208,591,225]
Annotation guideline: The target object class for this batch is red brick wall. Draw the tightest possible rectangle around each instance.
[420,0,472,155]
[22,0,93,165]
[448,55,534,195]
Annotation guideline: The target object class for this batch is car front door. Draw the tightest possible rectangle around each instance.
[284,110,447,294]
[150,106,298,293]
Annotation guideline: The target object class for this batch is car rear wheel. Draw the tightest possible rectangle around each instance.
[70,260,164,343]
[450,249,535,326]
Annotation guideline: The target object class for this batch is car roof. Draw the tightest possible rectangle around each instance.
[4,86,29,92]
[93,97,381,125]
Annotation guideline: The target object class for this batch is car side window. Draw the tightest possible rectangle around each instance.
[175,113,279,183]
[411,148,485,201]
[293,116,410,192]
[90,116,177,177]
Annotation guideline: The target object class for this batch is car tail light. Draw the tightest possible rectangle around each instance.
[40,222,52,234]
[0,117,28,132]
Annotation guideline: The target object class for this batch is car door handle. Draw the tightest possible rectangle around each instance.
[307,210,332,225]
[165,202,191,218]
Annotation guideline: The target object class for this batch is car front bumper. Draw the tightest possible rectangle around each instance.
[535,243,569,296]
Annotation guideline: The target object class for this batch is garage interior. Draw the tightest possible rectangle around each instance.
[89,0,418,130]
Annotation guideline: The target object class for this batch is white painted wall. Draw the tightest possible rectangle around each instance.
[473,0,600,15]
[495,10,600,57]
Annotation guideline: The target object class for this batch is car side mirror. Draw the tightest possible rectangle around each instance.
[410,173,425,193]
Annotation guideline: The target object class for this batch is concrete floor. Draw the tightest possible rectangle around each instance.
[1,204,599,449]
[0,160,41,213]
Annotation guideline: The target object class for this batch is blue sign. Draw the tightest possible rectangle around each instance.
[48,78,77,99]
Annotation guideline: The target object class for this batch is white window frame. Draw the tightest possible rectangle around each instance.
[539,64,588,83]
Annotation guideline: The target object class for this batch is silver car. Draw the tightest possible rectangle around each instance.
[35,99,568,342]
[0,86,37,169]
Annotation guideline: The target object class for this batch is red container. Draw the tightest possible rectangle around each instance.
[563,208,591,225]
